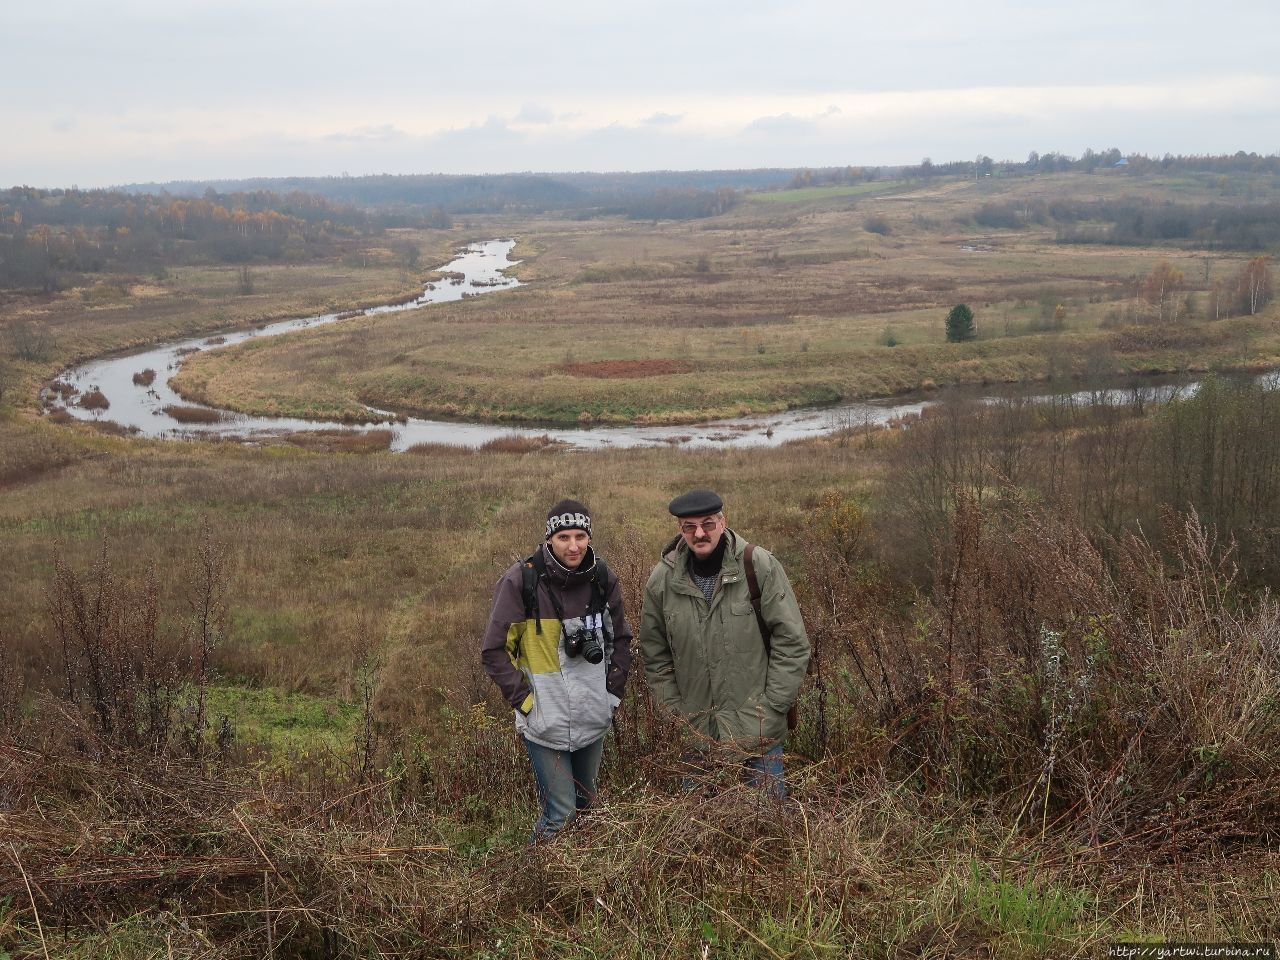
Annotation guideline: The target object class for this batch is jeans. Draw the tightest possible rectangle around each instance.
[682,743,787,800]
[522,735,605,842]
[743,744,786,800]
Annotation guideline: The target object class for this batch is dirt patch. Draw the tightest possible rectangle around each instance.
[559,359,694,379]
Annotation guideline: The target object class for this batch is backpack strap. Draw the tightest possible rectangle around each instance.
[521,551,547,635]
[744,542,799,732]
[523,549,609,635]
[743,543,772,654]
[590,556,611,616]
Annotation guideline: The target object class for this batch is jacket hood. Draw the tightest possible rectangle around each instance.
[542,542,599,585]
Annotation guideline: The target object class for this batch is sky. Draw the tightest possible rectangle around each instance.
[6,0,1280,188]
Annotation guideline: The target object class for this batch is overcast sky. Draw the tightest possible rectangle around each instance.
[6,0,1280,188]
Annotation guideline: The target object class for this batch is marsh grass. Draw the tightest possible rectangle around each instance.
[168,176,1279,426]
[162,404,222,424]
[2,412,1279,954]
[4,175,1280,954]
[280,428,393,453]
[0,231,457,415]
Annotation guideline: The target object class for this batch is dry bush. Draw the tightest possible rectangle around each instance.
[131,368,156,386]
[162,403,223,423]
[282,428,393,453]
[478,433,565,453]
[78,388,109,411]
[802,495,1280,853]
[402,441,475,456]
[43,529,229,758]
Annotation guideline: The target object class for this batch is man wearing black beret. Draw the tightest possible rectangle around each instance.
[639,488,809,797]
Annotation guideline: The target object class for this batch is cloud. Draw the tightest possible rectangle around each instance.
[643,112,683,126]
[323,124,410,143]
[514,102,555,124]
[744,113,819,136]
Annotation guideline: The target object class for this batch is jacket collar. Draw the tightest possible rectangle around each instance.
[541,542,597,586]
[663,530,746,592]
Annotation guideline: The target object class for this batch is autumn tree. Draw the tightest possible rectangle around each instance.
[945,303,976,342]
[1233,256,1273,316]
[1141,260,1184,322]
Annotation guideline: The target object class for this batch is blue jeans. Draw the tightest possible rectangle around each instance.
[522,735,605,842]
[682,743,787,800]
[744,744,786,800]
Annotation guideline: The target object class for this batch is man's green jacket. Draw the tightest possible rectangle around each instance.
[640,531,809,748]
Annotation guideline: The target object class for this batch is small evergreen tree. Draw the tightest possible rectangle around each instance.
[945,303,975,342]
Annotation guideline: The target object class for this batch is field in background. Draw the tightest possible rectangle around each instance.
[2,169,1279,957]
[166,172,1280,424]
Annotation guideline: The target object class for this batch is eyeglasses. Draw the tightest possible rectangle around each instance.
[678,517,722,536]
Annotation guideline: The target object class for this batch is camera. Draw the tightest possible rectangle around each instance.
[563,621,604,665]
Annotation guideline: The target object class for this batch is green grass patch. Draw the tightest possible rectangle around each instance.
[963,861,1093,952]
[205,685,361,757]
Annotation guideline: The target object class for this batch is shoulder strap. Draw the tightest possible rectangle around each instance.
[591,556,611,611]
[743,543,772,655]
[521,551,547,635]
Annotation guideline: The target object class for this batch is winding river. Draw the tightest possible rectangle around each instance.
[44,239,1248,451]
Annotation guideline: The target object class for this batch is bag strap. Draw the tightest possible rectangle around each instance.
[521,552,545,634]
[744,543,772,655]
[745,543,800,732]
[523,549,610,635]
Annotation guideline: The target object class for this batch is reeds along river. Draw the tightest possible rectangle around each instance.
[41,239,1267,452]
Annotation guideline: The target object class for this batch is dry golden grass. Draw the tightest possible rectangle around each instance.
[162,404,222,423]
[0,230,460,415]
[170,174,1280,425]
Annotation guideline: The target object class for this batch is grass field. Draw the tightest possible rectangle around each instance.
[3,397,1278,956]
[2,170,1279,957]
[163,173,1280,425]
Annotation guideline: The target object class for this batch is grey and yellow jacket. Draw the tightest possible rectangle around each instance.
[640,531,809,749]
[481,545,632,751]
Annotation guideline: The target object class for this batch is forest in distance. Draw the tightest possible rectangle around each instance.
[1,150,1279,958]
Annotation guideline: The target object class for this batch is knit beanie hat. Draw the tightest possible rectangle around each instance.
[545,499,592,539]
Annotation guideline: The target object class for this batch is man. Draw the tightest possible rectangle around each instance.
[481,499,632,841]
[640,489,809,797]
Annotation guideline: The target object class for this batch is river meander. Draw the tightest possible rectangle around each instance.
[44,238,1255,451]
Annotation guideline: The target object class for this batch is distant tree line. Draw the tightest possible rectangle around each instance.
[787,166,885,189]
[956,194,1280,251]
[0,186,402,291]
[125,170,792,218]
[602,187,739,220]
[896,149,1280,181]
[1054,200,1280,250]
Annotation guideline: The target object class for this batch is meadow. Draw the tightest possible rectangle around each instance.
[168,172,1280,425]
[1,169,1279,958]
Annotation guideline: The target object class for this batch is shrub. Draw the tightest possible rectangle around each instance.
[162,404,222,424]
[945,304,975,342]
[863,215,891,235]
[78,389,110,410]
